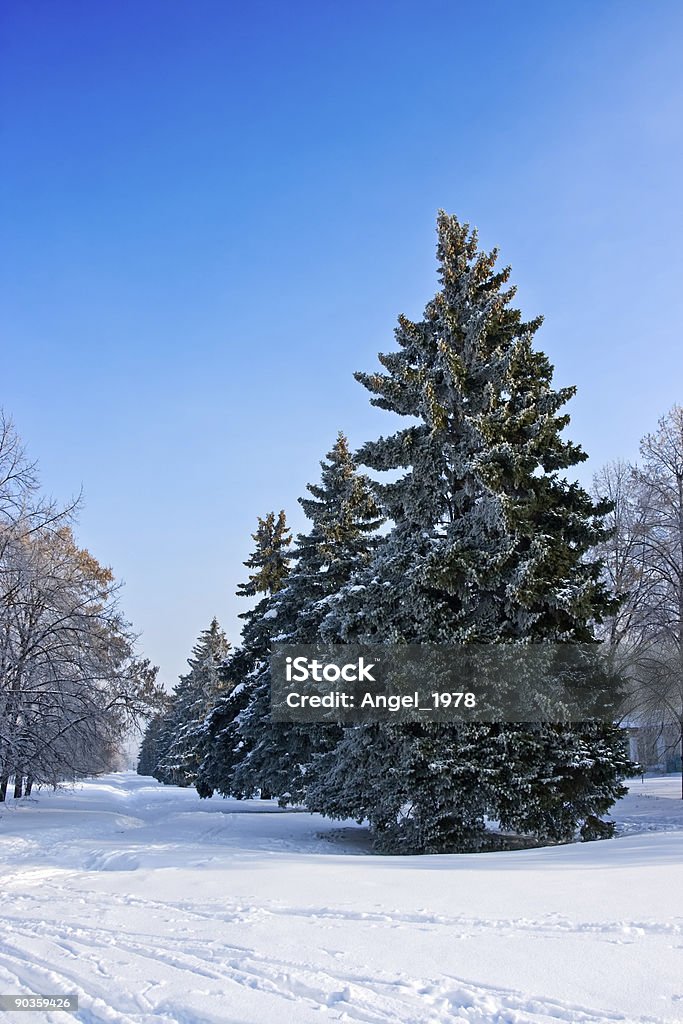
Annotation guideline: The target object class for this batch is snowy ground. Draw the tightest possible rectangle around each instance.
[0,773,681,1024]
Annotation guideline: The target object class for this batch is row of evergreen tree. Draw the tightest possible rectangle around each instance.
[138,212,636,854]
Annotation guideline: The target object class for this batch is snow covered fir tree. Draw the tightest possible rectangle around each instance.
[139,212,636,855]
[136,713,168,778]
[229,433,383,802]
[192,511,292,799]
[306,212,635,852]
[143,618,231,787]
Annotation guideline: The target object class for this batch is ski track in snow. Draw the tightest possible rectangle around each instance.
[0,913,642,1024]
[0,773,681,1024]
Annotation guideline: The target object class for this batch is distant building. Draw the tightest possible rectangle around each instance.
[625,721,681,773]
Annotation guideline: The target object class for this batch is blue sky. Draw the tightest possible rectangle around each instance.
[2,1,683,686]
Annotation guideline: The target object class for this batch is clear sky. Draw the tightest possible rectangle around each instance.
[2,1,683,687]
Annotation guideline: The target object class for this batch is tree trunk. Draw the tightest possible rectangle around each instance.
[13,774,23,799]
[0,777,8,802]
[25,777,33,796]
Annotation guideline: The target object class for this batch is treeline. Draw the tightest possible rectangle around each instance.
[0,415,163,800]
[140,212,679,853]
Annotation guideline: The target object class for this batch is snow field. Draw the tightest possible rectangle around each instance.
[0,772,681,1024]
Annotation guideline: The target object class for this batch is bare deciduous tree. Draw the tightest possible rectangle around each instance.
[594,407,683,796]
[1,411,164,800]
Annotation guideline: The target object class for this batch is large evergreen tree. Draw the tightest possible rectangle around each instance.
[195,511,292,798]
[230,433,383,802]
[308,211,634,853]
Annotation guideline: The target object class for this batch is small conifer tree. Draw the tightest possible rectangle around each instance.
[231,434,383,801]
[195,512,291,797]
[154,619,231,786]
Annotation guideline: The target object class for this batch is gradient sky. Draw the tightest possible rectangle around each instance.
[2,1,683,687]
